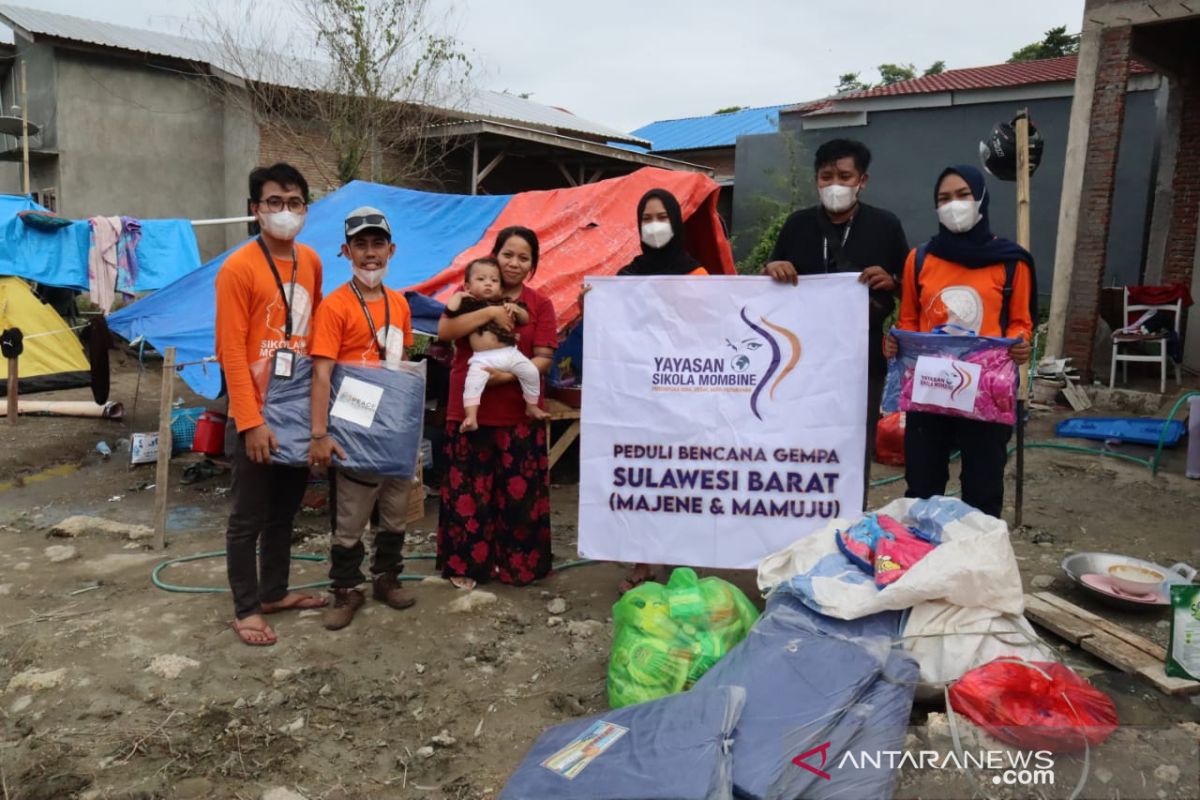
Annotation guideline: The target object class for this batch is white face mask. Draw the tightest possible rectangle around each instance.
[937,199,983,233]
[819,183,859,214]
[641,221,673,249]
[353,266,386,289]
[260,210,305,240]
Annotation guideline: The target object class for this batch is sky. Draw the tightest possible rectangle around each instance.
[3,0,1087,132]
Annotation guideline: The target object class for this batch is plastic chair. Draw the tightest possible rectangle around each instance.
[1110,287,1183,393]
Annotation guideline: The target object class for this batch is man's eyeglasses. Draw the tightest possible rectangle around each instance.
[259,196,307,213]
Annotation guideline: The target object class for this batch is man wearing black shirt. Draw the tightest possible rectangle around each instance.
[764,139,909,507]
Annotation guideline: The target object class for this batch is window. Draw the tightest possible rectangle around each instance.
[36,187,56,212]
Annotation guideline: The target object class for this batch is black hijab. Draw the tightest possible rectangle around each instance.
[618,188,703,276]
[926,164,1038,319]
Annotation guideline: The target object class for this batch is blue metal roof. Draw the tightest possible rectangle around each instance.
[627,105,787,153]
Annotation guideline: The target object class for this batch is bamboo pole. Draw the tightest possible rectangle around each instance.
[5,356,16,426]
[1014,110,1031,528]
[153,348,176,550]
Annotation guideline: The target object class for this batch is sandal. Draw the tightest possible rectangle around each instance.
[449,576,477,591]
[260,592,330,614]
[231,617,277,647]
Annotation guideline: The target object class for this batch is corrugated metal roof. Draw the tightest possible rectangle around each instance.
[0,3,646,145]
[629,104,788,153]
[826,55,1153,103]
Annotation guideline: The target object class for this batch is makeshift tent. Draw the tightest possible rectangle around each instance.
[108,167,733,398]
[0,276,90,394]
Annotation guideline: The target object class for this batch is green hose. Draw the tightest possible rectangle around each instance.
[151,551,597,593]
[1151,391,1199,476]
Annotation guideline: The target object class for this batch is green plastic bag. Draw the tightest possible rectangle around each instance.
[1166,584,1200,681]
[607,567,760,708]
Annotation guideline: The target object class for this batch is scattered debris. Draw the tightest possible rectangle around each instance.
[6,668,67,693]
[261,789,308,800]
[448,590,498,613]
[566,620,605,639]
[273,669,294,682]
[51,515,154,541]
[547,616,563,628]
[1032,530,1056,546]
[1030,575,1055,590]
[318,684,331,697]
[145,654,200,680]
[9,695,32,713]
[546,597,568,615]
[278,716,305,735]
[44,544,79,563]
[414,663,426,675]
[415,745,435,759]
[431,730,457,747]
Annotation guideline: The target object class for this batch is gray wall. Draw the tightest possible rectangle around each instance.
[0,41,59,196]
[53,49,230,259]
[733,90,1160,296]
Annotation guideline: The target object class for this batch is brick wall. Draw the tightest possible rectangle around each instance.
[1162,71,1200,287]
[257,122,343,199]
[1064,25,1133,377]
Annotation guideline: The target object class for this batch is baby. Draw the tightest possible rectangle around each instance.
[444,257,549,432]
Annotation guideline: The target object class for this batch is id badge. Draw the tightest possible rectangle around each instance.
[273,348,295,379]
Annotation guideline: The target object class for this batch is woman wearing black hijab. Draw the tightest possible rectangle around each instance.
[578,187,708,592]
[884,165,1035,518]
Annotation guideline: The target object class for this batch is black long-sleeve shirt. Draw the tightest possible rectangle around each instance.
[769,202,909,377]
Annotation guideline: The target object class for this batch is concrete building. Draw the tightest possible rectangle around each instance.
[733,57,1161,277]
[0,4,708,260]
[1045,0,1200,378]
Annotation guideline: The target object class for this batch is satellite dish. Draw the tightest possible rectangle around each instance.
[0,116,40,137]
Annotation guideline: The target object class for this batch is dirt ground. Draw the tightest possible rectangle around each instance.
[0,356,1198,799]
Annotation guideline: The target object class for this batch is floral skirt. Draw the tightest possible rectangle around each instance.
[436,422,552,585]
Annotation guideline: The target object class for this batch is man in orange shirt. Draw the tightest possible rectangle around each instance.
[309,207,416,630]
[215,163,328,646]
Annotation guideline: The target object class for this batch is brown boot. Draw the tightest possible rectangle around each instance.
[372,573,415,610]
[323,588,365,630]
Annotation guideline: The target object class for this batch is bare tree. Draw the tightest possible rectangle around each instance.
[196,0,473,191]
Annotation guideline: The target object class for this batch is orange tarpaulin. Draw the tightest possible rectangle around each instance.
[407,167,734,330]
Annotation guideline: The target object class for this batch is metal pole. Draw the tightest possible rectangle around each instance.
[20,61,30,196]
[153,347,176,550]
[1014,110,1031,528]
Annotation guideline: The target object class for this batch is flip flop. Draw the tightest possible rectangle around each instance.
[260,592,330,614]
[448,576,477,591]
[231,618,277,647]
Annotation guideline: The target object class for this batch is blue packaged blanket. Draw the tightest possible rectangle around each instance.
[695,592,916,800]
[500,685,745,800]
[328,361,425,478]
[261,355,313,468]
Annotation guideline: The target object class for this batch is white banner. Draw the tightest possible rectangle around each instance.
[578,274,869,569]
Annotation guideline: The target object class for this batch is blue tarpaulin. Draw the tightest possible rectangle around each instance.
[108,181,509,398]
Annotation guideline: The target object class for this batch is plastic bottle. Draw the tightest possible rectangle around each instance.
[1187,396,1200,479]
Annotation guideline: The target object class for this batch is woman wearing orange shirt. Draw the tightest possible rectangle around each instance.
[884,165,1035,518]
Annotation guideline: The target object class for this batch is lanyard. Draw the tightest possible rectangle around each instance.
[821,219,853,273]
[349,280,391,361]
[256,237,299,340]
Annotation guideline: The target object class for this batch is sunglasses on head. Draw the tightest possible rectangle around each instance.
[346,214,387,230]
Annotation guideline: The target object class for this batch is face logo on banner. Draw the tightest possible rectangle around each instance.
[738,307,801,421]
[649,306,800,422]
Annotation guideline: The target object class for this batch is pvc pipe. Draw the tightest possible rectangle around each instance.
[0,400,124,418]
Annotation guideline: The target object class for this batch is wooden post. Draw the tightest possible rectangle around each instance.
[153,347,176,550]
[1014,110,1031,528]
[20,61,30,196]
[470,138,479,196]
[5,356,17,426]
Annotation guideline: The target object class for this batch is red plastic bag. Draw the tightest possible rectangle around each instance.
[948,659,1118,752]
[875,412,905,466]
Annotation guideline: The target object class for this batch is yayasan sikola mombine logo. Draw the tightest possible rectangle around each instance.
[736,307,800,421]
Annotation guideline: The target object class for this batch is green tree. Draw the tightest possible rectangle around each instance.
[1009,25,1079,62]
[714,105,746,114]
[836,72,868,94]
[923,60,946,76]
[877,63,917,86]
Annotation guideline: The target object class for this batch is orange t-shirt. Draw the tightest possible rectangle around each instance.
[310,283,414,365]
[898,249,1033,341]
[215,239,323,432]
